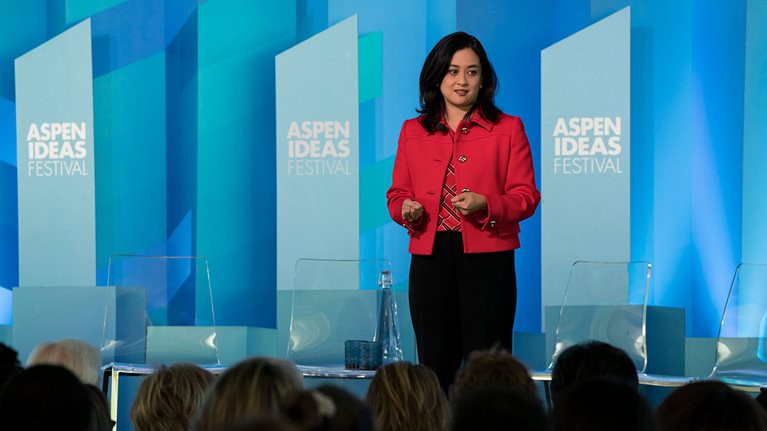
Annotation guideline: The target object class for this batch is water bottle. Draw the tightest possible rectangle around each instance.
[374,270,403,363]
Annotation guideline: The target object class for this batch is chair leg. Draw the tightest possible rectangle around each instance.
[110,370,119,431]
[544,381,552,411]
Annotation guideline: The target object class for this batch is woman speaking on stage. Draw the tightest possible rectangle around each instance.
[386,32,541,392]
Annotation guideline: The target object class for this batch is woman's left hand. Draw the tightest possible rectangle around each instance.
[451,191,487,216]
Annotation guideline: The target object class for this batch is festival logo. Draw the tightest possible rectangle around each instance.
[286,120,351,176]
[26,122,89,177]
[552,116,623,175]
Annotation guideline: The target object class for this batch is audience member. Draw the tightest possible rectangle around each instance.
[0,364,91,431]
[220,416,299,431]
[551,378,653,431]
[84,383,114,431]
[192,357,303,431]
[757,387,767,413]
[656,380,767,431]
[452,386,547,431]
[550,340,638,403]
[131,363,214,431]
[283,384,375,431]
[365,361,450,431]
[448,347,537,403]
[27,338,101,386]
[0,342,22,389]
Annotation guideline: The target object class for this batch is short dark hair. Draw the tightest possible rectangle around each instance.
[552,378,653,431]
[452,386,547,431]
[657,381,767,431]
[449,347,537,403]
[417,32,501,133]
[550,340,638,403]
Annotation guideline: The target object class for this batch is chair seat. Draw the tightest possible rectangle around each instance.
[295,364,377,379]
[637,373,696,388]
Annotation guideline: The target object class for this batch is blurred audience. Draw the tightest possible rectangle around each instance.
[550,340,638,404]
[220,416,299,431]
[0,342,22,389]
[448,347,537,403]
[0,364,91,431]
[452,385,547,431]
[551,378,653,431]
[192,357,303,431]
[366,361,450,431]
[27,338,101,386]
[84,383,114,431]
[283,384,374,431]
[656,380,767,431]
[757,387,767,413]
[131,363,214,431]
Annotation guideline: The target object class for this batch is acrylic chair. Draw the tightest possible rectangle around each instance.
[100,255,226,430]
[705,263,767,392]
[288,258,393,378]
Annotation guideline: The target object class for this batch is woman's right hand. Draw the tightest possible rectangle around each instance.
[402,199,424,223]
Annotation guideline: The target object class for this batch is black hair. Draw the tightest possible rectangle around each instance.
[452,386,548,431]
[417,31,501,134]
[550,340,638,403]
[552,378,653,431]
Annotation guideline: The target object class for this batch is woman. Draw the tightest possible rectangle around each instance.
[131,363,213,431]
[386,32,540,392]
[192,357,303,431]
[365,362,450,431]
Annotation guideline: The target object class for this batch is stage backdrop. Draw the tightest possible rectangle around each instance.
[541,8,631,312]
[275,16,359,291]
[14,19,96,287]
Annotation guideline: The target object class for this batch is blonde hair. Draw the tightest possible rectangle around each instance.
[365,361,450,431]
[131,363,213,431]
[192,357,303,431]
[27,339,100,385]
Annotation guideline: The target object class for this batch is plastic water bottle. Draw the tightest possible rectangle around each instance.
[374,270,403,363]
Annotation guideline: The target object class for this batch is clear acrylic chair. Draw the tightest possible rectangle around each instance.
[531,261,652,402]
[707,263,767,392]
[532,261,692,403]
[100,255,226,429]
[288,258,393,378]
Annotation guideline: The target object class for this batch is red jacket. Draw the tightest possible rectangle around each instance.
[386,112,540,255]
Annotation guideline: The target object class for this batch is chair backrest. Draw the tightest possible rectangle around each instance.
[550,261,651,373]
[287,258,392,367]
[710,263,767,387]
[100,255,220,366]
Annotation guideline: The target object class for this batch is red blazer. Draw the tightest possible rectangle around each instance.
[386,112,540,255]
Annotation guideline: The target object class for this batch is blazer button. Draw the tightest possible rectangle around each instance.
[458,155,467,163]
[461,127,469,134]
[489,220,497,227]
[461,188,470,193]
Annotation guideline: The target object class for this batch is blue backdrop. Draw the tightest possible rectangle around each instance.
[0,0,764,337]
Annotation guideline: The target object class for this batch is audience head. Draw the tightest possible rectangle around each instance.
[27,338,101,386]
[0,342,22,389]
[365,361,449,431]
[84,383,114,431]
[550,340,638,403]
[551,378,653,431]
[283,384,374,431]
[756,387,767,413]
[449,347,537,402]
[0,364,91,431]
[452,385,547,431]
[220,416,299,431]
[656,380,767,431]
[131,363,214,431]
[193,357,303,431]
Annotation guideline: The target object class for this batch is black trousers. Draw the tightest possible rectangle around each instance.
[409,231,517,393]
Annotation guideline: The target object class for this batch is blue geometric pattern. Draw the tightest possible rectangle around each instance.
[0,0,762,335]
